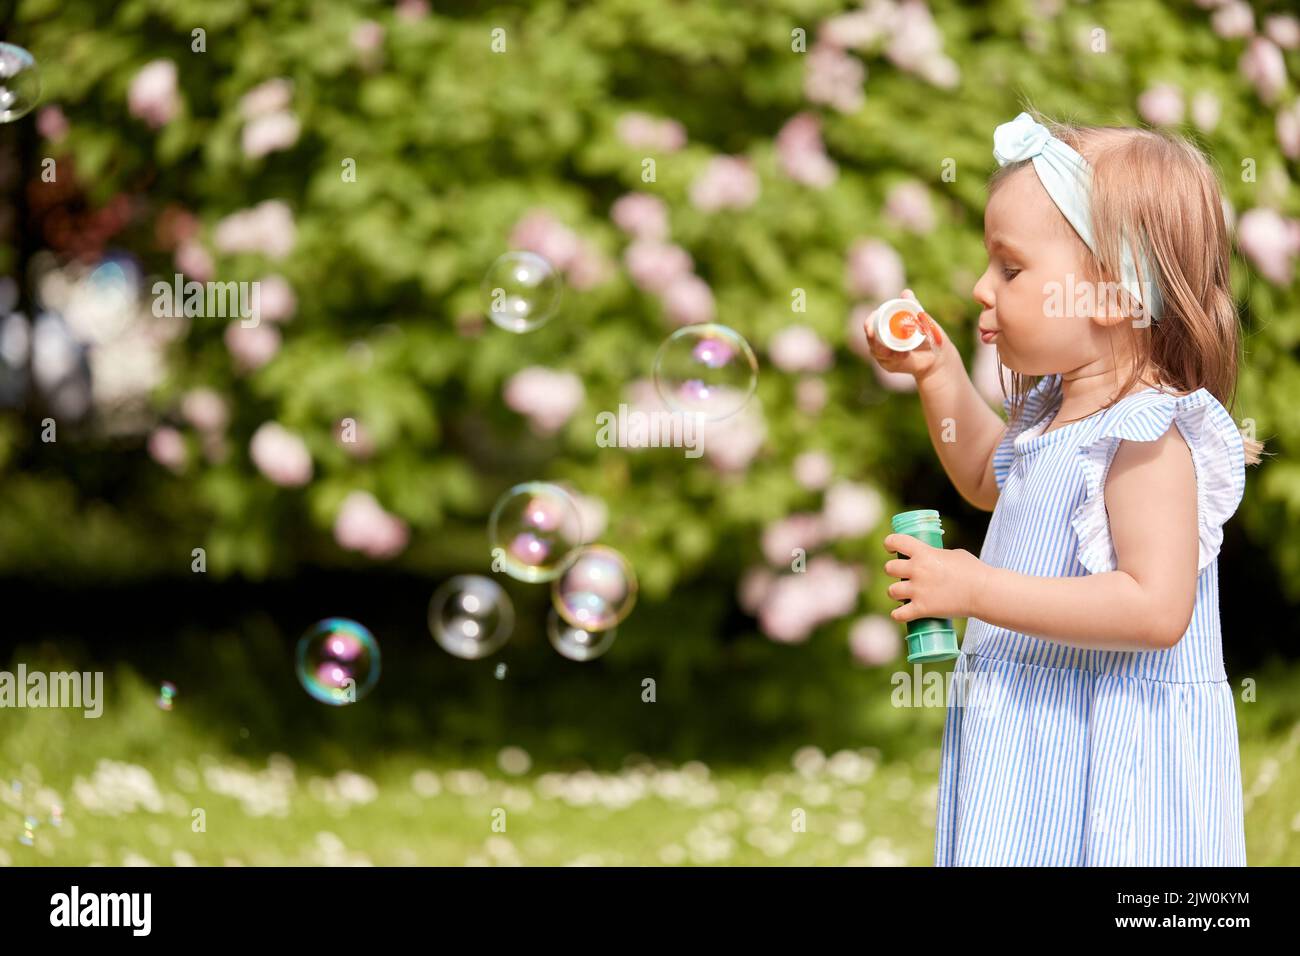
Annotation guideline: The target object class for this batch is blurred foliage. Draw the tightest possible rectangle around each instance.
[1,0,1297,638]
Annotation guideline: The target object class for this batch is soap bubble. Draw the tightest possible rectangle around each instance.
[494,663,508,680]
[295,618,381,706]
[430,575,514,659]
[0,44,39,123]
[488,481,583,583]
[547,608,618,661]
[156,681,177,711]
[652,323,758,421]
[481,251,562,333]
[552,545,638,632]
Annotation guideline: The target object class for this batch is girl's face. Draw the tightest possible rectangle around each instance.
[973,168,1101,376]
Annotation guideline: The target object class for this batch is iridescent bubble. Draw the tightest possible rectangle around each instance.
[429,575,514,659]
[494,663,508,680]
[488,482,583,583]
[480,251,562,333]
[551,545,638,632]
[156,681,177,711]
[295,618,381,706]
[652,323,758,421]
[547,608,618,662]
[19,816,37,846]
[0,44,39,123]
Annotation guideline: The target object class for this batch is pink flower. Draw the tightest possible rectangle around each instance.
[775,113,838,189]
[759,574,821,643]
[610,193,669,240]
[1191,91,1221,133]
[224,321,281,372]
[36,106,69,142]
[793,450,834,490]
[565,241,613,291]
[503,366,585,434]
[738,566,776,616]
[770,325,833,373]
[249,421,313,487]
[758,556,860,643]
[175,240,214,282]
[1137,83,1184,126]
[615,112,687,152]
[846,239,904,299]
[181,387,230,433]
[147,426,187,473]
[351,19,385,53]
[624,240,693,294]
[804,42,865,113]
[128,60,180,128]
[796,377,828,415]
[396,0,431,21]
[822,481,883,539]
[1211,2,1254,39]
[1265,14,1300,49]
[258,275,297,323]
[334,491,410,560]
[885,181,935,233]
[818,4,896,50]
[1277,102,1300,160]
[1238,208,1299,284]
[242,112,300,159]
[509,210,580,270]
[849,615,902,666]
[336,418,376,459]
[887,0,945,70]
[239,79,294,119]
[690,156,760,212]
[214,201,297,260]
[661,274,715,326]
[846,304,877,360]
[702,401,766,473]
[553,486,608,544]
[762,513,827,566]
[1240,37,1287,105]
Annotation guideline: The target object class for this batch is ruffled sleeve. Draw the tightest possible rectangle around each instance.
[1070,388,1247,574]
[992,374,1061,491]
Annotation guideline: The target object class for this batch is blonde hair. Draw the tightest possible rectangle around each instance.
[987,108,1264,466]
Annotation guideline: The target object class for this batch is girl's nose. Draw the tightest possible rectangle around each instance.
[972,267,996,311]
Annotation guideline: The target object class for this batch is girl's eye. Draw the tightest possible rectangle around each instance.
[1002,268,1020,281]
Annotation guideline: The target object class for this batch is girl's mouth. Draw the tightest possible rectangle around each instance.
[980,329,999,344]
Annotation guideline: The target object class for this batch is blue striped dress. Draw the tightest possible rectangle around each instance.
[933,373,1249,866]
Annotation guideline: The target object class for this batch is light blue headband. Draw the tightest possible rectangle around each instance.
[993,112,1163,324]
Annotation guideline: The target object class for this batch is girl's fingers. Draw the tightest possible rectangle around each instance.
[920,312,943,346]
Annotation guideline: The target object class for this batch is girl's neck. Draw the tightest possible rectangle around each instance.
[1053,363,1177,426]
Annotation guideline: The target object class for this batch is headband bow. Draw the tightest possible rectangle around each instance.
[993,112,1163,324]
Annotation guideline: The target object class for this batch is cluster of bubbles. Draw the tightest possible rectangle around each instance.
[291,247,757,697]
[0,43,39,124]
[156,681,177,711]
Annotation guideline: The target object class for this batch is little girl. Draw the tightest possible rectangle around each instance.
[865,111,1264,866]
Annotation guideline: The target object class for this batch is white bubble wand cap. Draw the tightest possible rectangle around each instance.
[872,297,934,352]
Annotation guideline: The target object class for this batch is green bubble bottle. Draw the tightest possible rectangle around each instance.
[890,509,960,663]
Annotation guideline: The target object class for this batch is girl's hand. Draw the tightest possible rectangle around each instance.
[882,532,988,622]
[863,288,950,385]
